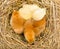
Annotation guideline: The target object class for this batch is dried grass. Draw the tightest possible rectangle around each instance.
[0,0,60,49]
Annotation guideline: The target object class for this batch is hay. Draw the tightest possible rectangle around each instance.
[0,0,60,49]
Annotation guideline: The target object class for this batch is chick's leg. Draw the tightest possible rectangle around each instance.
[10,10,25,34]
[24,20,35,43]
[33,17,46,36]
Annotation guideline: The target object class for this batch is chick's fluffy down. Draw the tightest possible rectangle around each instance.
[32,8,46,21]
[24,20,35,43]
[33,17,46,36]
[23,4,40,11]
[19,4,40,20]
[19,8,32,20]
[19,4,46,21]
[10,10,25,34]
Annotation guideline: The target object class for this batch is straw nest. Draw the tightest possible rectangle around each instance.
[0,0,60,49]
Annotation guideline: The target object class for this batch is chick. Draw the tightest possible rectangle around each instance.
[10,10,25,34]
[32,8,46,36]
[24,20,35,43]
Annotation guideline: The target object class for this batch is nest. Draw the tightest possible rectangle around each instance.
[0,0,60,49]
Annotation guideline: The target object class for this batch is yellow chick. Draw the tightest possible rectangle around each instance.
[32,8,46,36]
[10,10,25,34]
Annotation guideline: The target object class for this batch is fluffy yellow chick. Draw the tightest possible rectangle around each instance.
[24,20,35,43]
[10,10,25,34]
